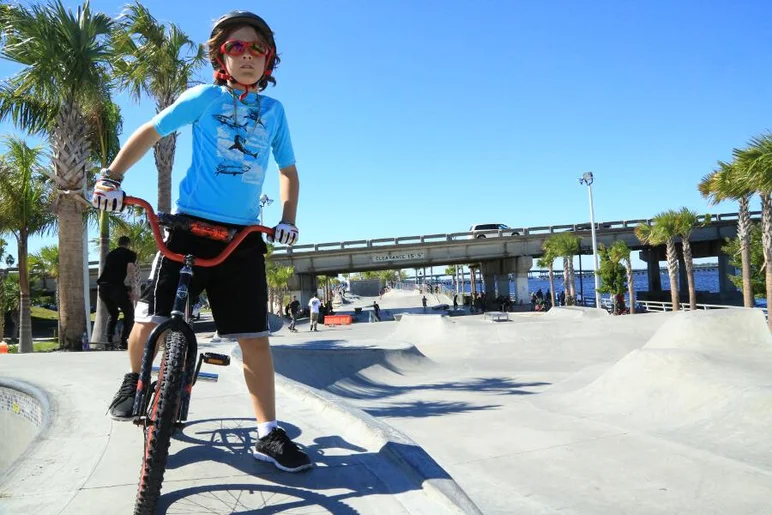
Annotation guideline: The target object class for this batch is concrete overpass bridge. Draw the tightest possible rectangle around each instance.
[272,212,752,305]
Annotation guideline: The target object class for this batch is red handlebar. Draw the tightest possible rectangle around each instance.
[124,196,274,268]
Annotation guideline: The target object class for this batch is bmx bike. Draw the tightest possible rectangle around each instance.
[120,196,273,515]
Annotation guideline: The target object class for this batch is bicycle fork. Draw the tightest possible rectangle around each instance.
[131,256,231,426]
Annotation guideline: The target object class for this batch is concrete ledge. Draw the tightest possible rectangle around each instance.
[0,378,53,484]
[232,346,482,514]
[483,311,510,322]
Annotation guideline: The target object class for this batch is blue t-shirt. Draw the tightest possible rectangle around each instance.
[151,84,295,225]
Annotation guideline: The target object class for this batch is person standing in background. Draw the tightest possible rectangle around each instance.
[96,236,137,349]
[308,293,321,331]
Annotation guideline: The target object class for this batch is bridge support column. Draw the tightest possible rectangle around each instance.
[481,257,532,306]
[481,262,497,306]
[288,273,318,308]
[718,250,741,304]
[512,256,533,304]
[642,249,662,292]
[678,254,687,293]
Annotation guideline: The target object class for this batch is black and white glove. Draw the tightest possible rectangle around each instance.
[270,221,299,246]
[91,174,125,212]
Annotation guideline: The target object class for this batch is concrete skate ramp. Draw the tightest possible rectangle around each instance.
[271,340,433,397]
[0,380,49,475]
[546,309,772,469]
[642,308,772,353]
[544,306,610,319]
[390,314,456,345]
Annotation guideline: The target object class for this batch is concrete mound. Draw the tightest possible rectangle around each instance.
[271,341,433,397]
[390,314,456,345]
[548,309,772,469]
[544,306,610,319]
[642,308,771,354]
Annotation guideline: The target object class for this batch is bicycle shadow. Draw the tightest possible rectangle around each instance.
[158,417,447,513]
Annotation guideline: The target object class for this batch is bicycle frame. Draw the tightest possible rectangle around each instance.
[124,196,274,425]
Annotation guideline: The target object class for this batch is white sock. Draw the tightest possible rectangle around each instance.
[257,420,278,439]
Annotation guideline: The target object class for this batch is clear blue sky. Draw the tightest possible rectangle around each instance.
[1,0,770,270]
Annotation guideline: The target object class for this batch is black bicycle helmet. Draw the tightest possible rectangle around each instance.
[210,11,278,94]
[210,10,275,67]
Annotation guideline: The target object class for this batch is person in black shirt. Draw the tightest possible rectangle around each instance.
[97,236,137,349]
[288,296,300,332]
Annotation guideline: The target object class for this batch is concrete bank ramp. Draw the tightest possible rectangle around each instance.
[0,379,49,475]
[390,314,457,345]
[544,306,611,319]
[271,339,434,397]
[0,350,479,514]
[541,309,772,469]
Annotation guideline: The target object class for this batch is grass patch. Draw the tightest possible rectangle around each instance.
[6,340,59,353]
[31,306,58,320]
[30,306,97,322]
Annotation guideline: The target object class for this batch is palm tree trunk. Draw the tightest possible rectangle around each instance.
[0,273,5,341]
[51,102,89,350]
[91,211,110,343]
[665,238,680,311]
[548,265,555,310]
[154,95,177,214]
[737,195,754,308]
[154,133,176,214]
[57,204,87,349]
[682,239,697,310]
[569,257,577,304]
[626,259,635,314]
[17,235,32,353]
[760,192,772,331]
[562,258,570,306]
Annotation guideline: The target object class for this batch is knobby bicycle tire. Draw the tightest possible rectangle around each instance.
[134,330,188,515]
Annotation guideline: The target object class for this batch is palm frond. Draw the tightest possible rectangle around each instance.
[112,1,205,106]
[0,80,57,134]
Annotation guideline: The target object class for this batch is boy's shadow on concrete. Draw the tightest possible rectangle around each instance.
[157,417,446,514]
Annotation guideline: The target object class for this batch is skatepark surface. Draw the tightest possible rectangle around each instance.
[1,288,771,514]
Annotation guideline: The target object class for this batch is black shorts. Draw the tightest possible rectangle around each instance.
[136,218,269,338]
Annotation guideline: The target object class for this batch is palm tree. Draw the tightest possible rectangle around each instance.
[86,96,123,343]
[673,208,709,311]
[0,0,113,350]
[111,1,206,213]
[0,238,8,341]
[538,240,558,309]
[636,210,681,311]
[609,240,635,314]
[0,137,56,352]
[734,134,772,330]
[265,244,295,314]
[547,233,581,304]
[698,160,754,308]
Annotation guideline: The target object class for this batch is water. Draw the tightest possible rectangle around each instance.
[444,268,729,302]
[520,269,721,299]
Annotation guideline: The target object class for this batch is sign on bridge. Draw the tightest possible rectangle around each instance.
[373,251,426,263]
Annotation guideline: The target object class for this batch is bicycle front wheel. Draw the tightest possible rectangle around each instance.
[134,330,188,515]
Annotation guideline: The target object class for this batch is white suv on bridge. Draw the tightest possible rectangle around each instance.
[470,223,519,238]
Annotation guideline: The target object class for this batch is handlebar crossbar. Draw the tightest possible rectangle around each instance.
[125,196,274,267]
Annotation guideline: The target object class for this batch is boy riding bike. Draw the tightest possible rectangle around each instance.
[92,11,310,473]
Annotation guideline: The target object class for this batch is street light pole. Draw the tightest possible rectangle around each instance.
[579,172,602,309]
[259,193,273,225]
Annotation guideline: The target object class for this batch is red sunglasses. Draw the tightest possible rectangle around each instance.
[220,40,271,58]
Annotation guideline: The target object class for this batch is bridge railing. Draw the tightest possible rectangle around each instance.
[270,211,759,256]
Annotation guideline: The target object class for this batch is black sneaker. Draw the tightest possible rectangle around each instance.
[253,427,312,472]
[107,372,139,421]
